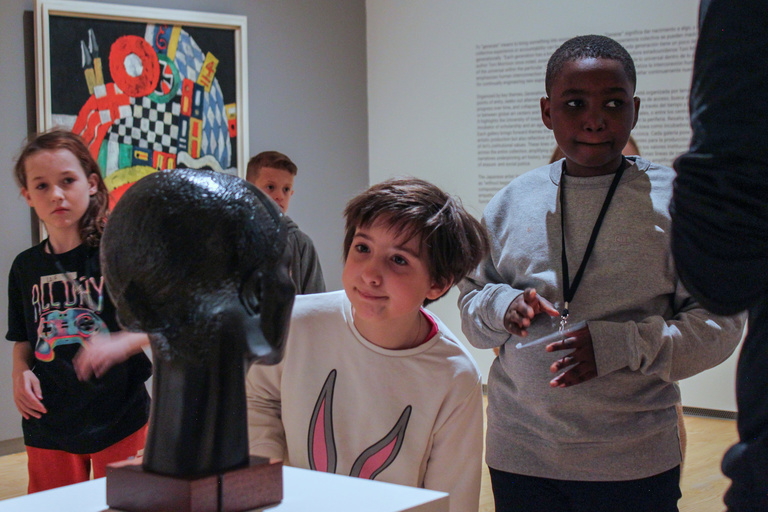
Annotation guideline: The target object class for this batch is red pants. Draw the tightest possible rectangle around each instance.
[26,423,147,493]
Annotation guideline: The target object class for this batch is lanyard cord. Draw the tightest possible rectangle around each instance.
[559,157,627,318]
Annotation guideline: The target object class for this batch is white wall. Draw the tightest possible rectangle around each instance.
[0,0,369,444]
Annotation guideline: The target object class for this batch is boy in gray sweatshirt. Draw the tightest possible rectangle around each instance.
[459,35,745,512]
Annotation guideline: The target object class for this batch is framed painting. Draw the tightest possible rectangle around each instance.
[35,0,248,207]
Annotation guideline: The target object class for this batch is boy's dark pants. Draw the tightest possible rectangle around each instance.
[489,465,681,512]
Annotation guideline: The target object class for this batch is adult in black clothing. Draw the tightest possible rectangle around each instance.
[671,1,768,510]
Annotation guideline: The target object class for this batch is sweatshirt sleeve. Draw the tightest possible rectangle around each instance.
[246,360,287,460]
[458,222,524,349]
[591,282,745,381]
[422,378,483,512]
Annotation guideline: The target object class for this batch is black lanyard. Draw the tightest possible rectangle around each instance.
[559,158,627,319]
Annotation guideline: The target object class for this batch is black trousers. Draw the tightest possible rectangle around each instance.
[489,466,681,512]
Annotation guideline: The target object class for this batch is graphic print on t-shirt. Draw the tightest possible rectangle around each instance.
[308,369,412,480]
[32,272,108,362]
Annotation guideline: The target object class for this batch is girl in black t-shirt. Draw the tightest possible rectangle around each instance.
[7,130,151,493]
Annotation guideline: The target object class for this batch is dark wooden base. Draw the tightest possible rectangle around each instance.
[106,456,282,512]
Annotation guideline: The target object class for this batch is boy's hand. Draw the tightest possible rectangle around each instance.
[13,370,46,419]
[504,288,559,336]
[546,325,596,387]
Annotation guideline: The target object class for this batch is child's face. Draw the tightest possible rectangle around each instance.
[21,149,98,236]
[342,219,449,336]
[250,166,294,213]
[541,57,639,177]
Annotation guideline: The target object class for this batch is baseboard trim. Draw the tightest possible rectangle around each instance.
[0,438,25,457]
[682,406,737,420]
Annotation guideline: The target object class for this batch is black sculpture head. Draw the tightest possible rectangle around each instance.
[102,168,294,366]
[101,168,295,476]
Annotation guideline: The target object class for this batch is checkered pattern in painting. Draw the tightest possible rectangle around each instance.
[107,95,182,154]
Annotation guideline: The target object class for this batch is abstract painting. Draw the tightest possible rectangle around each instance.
[35,1,248,206]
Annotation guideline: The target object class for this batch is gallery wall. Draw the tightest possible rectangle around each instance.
[0,0,368,446]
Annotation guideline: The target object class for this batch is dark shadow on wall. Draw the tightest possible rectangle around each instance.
[23,10,41,245]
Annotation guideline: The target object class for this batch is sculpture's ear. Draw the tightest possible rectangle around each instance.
[241,270,262,317]
[239,271,283,365]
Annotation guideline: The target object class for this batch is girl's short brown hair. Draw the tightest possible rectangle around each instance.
[14,129,110,247]
[343,177,489,305]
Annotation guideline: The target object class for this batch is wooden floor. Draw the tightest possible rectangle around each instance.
[0,412,737,511]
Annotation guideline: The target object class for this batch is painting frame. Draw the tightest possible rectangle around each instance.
[34,0,249,192]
